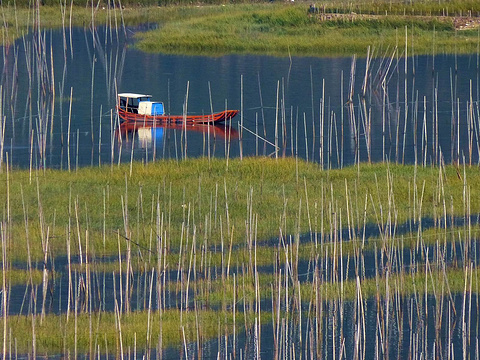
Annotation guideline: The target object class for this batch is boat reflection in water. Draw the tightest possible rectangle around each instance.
[119,121,239,150]
[136,127,164,148]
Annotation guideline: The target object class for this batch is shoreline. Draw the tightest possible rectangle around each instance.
[1,3,480,57]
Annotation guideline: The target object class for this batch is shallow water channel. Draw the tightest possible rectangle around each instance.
[1,25,479,169]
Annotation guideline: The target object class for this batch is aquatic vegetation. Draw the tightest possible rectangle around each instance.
[2,309,243,355]
[0,268,43,287]
[2,159,480,262]
[1,157,480,357]
[318,0,480,17]
[134,4,480,56]
[1,2,479,56]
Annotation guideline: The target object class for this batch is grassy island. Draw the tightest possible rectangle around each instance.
[1,157,479,262]
[1,0,480,56]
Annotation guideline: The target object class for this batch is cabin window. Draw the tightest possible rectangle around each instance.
[119,96,151,113]
[127,98,139,113]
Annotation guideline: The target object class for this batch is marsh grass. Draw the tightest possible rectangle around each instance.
[1,3,479,55]
[133,4,479,56]
[2,157,480,357]
[0,268,43,286]
[318,0,480,17]
[298,266,480,301]
[192,263,480,305]
[119,220,480,268]
[2,309,244,354]
[0,5,192,44]
[2,159,480,262]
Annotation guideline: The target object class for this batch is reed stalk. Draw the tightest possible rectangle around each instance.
[1,171,8,359]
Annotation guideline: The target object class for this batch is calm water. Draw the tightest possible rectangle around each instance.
[1,26,479,169]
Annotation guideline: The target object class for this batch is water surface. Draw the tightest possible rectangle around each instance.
[1,26,479,169]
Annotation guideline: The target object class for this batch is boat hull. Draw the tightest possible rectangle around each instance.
[117,108,238,125]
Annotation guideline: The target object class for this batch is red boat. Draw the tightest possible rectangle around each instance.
[117,93,238,125]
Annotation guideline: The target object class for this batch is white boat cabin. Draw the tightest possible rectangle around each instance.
[118,93,165,116]
[118,93,152,114]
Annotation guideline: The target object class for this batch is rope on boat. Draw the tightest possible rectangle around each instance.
[238,123,279,150]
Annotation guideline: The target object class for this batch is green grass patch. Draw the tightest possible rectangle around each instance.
[2,308,244,355]
[1,158,479,263]
[157,261,479,307]
[317,0,480,17]
[1,3,479,56]
[300,265,480,302]
[133,4,479,56]
[0,268,43,286]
